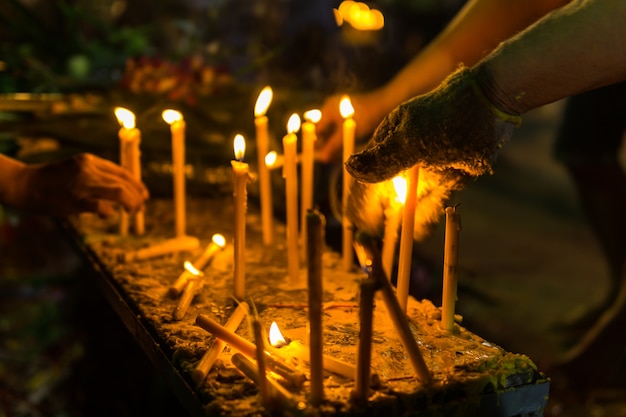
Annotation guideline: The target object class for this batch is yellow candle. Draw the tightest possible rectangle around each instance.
[115,107,144,236]
[300,109,321,262]
[121,235,199,263]
[264,151,284,170]
[255,86,274,245]
[193,301,250,383]
[231,134,249,301]
[172,264,203,321]
[306,209,324,404]
[382,176,407,280]
[253,320,270,405]
[231,353,294,405]
[441,206,461,331]
[396,165,420,313]
[162,109,187,238]
[283,114,301,284]
[169,233,226,297]
[340,96,355,271]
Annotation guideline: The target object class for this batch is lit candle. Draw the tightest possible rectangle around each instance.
[195,314,306,388]
[121,235,199,263]
[172,262,203,321]
[283,114,301,284]
[169,233,226,297]
[382,176,407,280]
[162,109,187,238]
[193,301,249,383]
[396,165,420,313]
[340,96,355,271]
[354,234,431,383]
[306,209,324,404]
[264,151,284,170]
[441,206,461,331]
[231,134,249,301]
[353,277,376,406]
[115,107,144,236]
[255,86,274,245]
[300,109,321,262]
[231,353,294,405]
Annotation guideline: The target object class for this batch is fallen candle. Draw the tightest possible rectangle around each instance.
[172,264,203,321]
[231,353,293,406]
[193,302,250,383]
[352,277,376,406]
[121,235,199,263]
[169,233,226,297]
[253,319,271,406]
[195,314,306,388]
[441,206,461,331]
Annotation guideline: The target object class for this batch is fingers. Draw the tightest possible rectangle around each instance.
[89,154,149,199]
[85,184,145,213]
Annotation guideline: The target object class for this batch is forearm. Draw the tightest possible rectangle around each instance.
[480,0,626,114]
[0,154,27,208]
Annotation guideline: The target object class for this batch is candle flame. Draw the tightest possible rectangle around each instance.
[265,151,278,167]
[339,96,354,119]
[233,134,246,161]
[184,261,203,277]
[114,107,136,129]
[269,321,288,347]
[338,1,384,31]
[162,109,183,124]
[392,175,407,204]
[254,86,273,117]
[303,109,322,124]
[287,113,301,134]
[211,233,226,248]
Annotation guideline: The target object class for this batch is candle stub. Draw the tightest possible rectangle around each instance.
[120,235,199,263]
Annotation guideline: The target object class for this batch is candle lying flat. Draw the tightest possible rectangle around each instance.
[121,235,199,263]
[169,234,226,297]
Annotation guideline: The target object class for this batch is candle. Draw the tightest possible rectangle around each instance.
[121,235,199,263]
[264,151,284,170]
[169,233,226,297]
[252,320,270,405]
[231,134,249,301]
[283,114,301,284]
[396,165,420,313]
[340,96,355,271]
[353,277,376,406]
[115,107,144,236]
[301,109,321,262]
[382,176,407,280]
[231,353,294,405]
[353,234,432,383]
[255,86,274,245]
[195,314,306,388]
[193,301,249,383]
[162,109,187,238]
[172,262,203,321]
[306,209,324,404]
[441,206,461,331]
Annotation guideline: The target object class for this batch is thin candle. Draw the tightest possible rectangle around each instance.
[121,235,199,263]
[353,277,376,406]
[382,176,406,280]
[255,86,274,245]
[301,109,321,262]
[283,114,301,284]
[169,233,226,297]
[396,165,420,313]
[231,353,294,405]
[162,109,187,238]
[253,320,270,406]
[193,302,250,383]
[231,134,249,301]
[441,206,461,331]
[306,209,324,404]
[172,263,203,321]
[340,96,355,271]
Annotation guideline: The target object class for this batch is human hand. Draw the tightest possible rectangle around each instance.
[10,153,149,217]
[345,66,522,239]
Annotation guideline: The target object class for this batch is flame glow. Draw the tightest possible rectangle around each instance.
[114,107,136,129]
[339,96,354,119]
[269,321,287,347]
[287,113,301,134]
[392,175,407,204]
[233,134,246,161]
[265,151,278,167]
[337,1,384,31]
[211,233,226,248]
[184,261,203,276]
[162,109,183,124]
[303,109,322,124]
[254,86,273,117]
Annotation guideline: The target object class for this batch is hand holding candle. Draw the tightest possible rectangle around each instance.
[255,86,274,245]
[283,114,301,284]
[340,96,355,271]
[162,109,187,238]
[231,134,249,301]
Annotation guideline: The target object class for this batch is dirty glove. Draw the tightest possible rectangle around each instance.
[345,65,522,239]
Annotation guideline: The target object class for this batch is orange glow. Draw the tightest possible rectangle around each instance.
[269,321,287,347]
[337,1,384,31]
[304,109,322,124]
[233,134,246,161]
[162,109,183,124]
[254,86,273,117]
[392,175,407,204]
[287,113,301,134]
[184,260,203,276]
[211,233,226,248]
[114,107,136,129]
[339,96,354,119]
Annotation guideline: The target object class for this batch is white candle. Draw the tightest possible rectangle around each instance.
[231,134,249,301]
[283,114,301,284]
[382,176,407,280]
[255,86,274,245]
[115,107,144,236]
[162,109,187,238]
[441,206,461,331]
[340,96,355,271]
[396,165,420,313]
[300,109,321,262]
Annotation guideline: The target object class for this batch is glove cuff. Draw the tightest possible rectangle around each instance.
[472,64,526,121]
